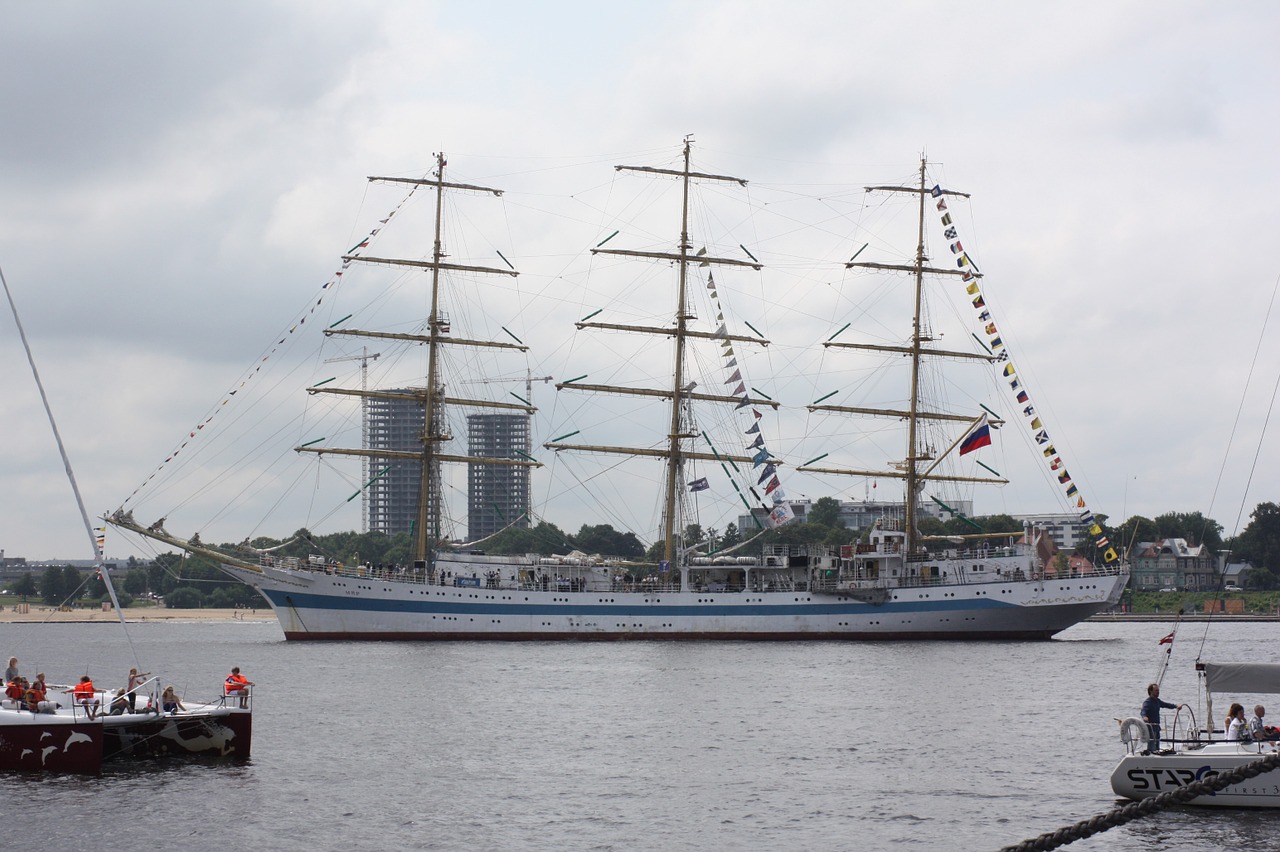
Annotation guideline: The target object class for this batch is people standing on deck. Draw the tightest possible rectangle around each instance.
[1226,703,1248,741]
[224,667,254,708]
[126,667,151,713]
[4,656,17,683]
[1140,683,1177,753]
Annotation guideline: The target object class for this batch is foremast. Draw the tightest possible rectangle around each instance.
[798,158,1002,553]
[299,154,540,564]
[546,138,771,576]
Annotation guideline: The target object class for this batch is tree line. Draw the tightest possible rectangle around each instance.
[4,553,264,609]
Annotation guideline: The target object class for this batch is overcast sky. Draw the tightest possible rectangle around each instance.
[5,1,1280,561]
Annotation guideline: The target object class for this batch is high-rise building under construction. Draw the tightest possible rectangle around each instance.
[364,394,531,541]
[466,413,531,541]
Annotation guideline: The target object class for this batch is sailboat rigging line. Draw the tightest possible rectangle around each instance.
[1193,268,1280,660]
[1,261,140,664]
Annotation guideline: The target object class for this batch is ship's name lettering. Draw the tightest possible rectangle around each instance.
[1125,766,1218,791]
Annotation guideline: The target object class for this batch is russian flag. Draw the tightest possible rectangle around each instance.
[959,416,992,456]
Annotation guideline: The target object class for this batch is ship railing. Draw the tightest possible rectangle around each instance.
[266,555,432,585]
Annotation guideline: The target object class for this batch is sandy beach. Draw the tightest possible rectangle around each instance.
[0,606,273,624]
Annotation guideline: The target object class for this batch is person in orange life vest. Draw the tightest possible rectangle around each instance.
[32,673,56,711]
[24,679,48,713]
[68,675,99,720]
[4,677,22,703]
[224,667,254,708]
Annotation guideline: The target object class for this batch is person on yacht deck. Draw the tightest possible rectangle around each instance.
[1140,683,1177,753]
[1226,703,1247,741]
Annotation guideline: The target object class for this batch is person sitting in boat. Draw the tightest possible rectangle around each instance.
[1140,683,1177,753]
[4,676,23,704]
[24,678,54,713]
[1226,703,1248,741]
[32,673,56,711]
[108,688,129,716]
[23,680,42,713]
[4,656,17,684]
[67,675,99,720]
[224,666,253,708]
[1248,705,1280,741]
[161,685,185,714]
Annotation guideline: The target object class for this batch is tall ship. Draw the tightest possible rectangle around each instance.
[109,144,1127,639]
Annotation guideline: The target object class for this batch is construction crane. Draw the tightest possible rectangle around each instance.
[461,369,553,407]
[323,347,381,532]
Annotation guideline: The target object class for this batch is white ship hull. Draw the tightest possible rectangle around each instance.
[220,559,1127,641]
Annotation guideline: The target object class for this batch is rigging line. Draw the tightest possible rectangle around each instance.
[2,261,141,667]
[1194,267,1280,660]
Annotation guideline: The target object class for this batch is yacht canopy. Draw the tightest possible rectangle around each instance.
[1203,662,1280,695]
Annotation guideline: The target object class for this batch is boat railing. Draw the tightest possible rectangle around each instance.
[263,555,432,584]
[218,685,252,711]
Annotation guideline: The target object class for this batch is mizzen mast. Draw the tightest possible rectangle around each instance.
[298,154,540,563]
[798,158,1001,553]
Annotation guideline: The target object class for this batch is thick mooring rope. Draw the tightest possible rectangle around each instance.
[999,752,1280,852]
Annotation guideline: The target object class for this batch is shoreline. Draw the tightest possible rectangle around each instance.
[0,607,273,624]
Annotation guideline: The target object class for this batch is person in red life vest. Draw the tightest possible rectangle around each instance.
[4,677,23,703]
[224,667,254,708]
[67,675,99,720]
[24,679,49,713]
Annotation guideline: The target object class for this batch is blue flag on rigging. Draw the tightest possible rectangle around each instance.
[688,478,710,493]
[958,416,992,456]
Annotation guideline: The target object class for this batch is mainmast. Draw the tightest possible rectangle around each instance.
[546,138,769,569]
[902,159,929,552]
[798,157,1001,553]
[298,154,540,563]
